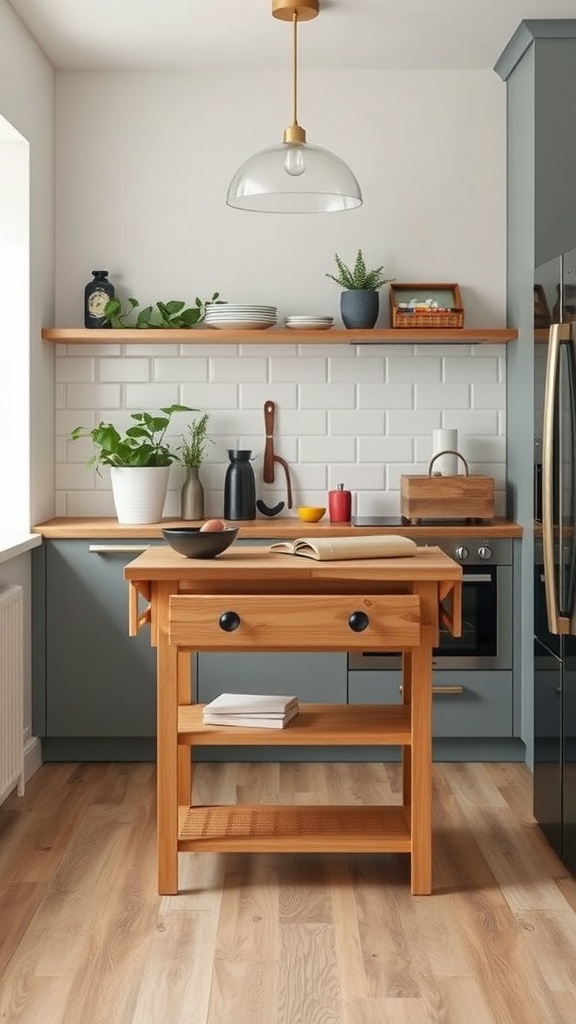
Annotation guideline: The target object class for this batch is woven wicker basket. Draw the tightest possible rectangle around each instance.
[390,282,464,329]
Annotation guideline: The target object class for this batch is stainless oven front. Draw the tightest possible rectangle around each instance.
[348,537,513,672]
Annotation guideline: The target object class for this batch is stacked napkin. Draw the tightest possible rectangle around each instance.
[202,693,299,729]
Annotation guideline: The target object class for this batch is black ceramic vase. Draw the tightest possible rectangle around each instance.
[223,450,256,520]
[84,270,115,328]
[340,289,379,329]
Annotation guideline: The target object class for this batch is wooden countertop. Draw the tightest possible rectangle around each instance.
[32,516,520,540]
[32,516,523,540]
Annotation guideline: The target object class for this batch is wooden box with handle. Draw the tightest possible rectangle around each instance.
[400,451,495,523]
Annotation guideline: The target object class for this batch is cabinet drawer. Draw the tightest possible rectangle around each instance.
[348,669,513,737]
[169,594,420,652]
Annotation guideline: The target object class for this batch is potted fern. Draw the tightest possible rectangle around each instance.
[326,249,394,329]
[179,412,214,520]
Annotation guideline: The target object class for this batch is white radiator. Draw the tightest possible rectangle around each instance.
[0,585,24,803]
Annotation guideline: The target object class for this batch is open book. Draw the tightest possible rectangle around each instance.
[268,534,418,561]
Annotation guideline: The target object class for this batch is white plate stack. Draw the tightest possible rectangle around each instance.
[284,315,334,331]
[204,303,278,330]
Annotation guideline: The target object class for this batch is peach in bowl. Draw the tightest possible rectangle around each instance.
[296,506,326,523]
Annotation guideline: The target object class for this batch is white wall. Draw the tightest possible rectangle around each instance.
[0,0,55,782]
[53,69,508,518]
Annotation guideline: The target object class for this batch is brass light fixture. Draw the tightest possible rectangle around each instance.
[226,0,362,213]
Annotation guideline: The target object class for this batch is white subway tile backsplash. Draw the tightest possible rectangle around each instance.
[212,357,268,382]
[472,382,507,408]
[269,357,327,383]
[55,357,95,383]
[299,436,356,462]
[99,358,151,382]
[387,358,442,383]
[128,344,180,357]
[56,462,95,490]
[330,357,384,382]
[181,383,239,409]
[388,410,439,434]
[279,410,327,435]
[329,410,385,435]
[299,383,355,410]
[359,436,414,462]
[55,348,509,515]
[153,358,209,382]
[415,383,470,409]
[240,383,298,409]
[445,357,498,383]
[444,410,499,435]
[358,383,413,409]
[124,383,180,408]
[329,464,385,489]
[65,383,121,409]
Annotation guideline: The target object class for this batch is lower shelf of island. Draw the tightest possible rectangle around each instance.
[177,804,411,853]
[178,703,412,745]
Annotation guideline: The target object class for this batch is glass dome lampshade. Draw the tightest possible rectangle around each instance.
[226,0,362,214]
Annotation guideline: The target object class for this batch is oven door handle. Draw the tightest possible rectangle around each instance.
[462,573,492,583]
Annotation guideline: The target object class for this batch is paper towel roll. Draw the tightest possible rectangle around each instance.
[431,429,458,476]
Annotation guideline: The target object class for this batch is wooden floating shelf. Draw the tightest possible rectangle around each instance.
[42,327,518,345]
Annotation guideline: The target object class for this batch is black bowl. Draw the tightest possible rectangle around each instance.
[162,526,239,559]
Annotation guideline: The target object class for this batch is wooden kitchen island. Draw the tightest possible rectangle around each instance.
[124,544,462,896]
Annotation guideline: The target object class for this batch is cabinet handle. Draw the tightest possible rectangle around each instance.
[399,684,464,696]
[89,545,151,554]
[348,611,370,632]
[219,611,241,632]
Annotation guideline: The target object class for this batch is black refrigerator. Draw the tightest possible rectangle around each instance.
[534,320,576,872]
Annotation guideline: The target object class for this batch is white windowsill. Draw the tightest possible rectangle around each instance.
[0,533,42,564]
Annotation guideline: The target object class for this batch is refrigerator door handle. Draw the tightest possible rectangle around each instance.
[542,323,571,634]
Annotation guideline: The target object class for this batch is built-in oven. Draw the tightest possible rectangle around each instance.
[347,534,513,672]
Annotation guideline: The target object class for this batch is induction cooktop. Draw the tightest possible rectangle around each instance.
[352,516,488,527]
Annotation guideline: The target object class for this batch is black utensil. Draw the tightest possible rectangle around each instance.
[256,498,285,517]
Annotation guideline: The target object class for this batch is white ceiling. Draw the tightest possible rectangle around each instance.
[6,0,576,72]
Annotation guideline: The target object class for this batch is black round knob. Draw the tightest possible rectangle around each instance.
[219,611,240,632]
[348,610,369,632]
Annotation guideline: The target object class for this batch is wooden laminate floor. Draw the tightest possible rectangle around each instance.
[1,761,575,1024]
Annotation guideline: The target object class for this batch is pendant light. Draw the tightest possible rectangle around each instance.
[226,0,362,214]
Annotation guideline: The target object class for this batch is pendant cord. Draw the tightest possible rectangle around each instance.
[292,11,299,127]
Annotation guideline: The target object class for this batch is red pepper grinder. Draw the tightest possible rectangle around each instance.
[329,483,352,523]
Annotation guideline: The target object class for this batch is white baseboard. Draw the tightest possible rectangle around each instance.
[24,736,42,785]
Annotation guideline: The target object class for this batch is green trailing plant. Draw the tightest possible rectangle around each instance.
[179,412,214,470]
[102,292,225,329]
[325,250,394,291]
[71,405,195,470]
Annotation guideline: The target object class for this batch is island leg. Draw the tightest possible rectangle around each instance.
[156,585,180,895]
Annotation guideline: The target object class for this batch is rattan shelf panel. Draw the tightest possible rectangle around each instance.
[178,804,411,853]
[178,703,412,745]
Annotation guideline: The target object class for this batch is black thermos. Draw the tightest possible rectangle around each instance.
[223,450,256,520]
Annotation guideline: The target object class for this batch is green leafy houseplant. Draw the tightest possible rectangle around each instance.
[71,405,195,471]
[326,250,394,291]
[102,292,225,329]
[179,413,214,470]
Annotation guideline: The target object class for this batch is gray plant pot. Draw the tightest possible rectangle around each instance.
[340,289,379,329]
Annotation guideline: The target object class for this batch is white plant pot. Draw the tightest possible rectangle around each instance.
[110,466,171,525]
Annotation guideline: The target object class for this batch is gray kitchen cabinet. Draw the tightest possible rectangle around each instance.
[348,670,513,738]
[197,653,346,706]
[33,539,160,760]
